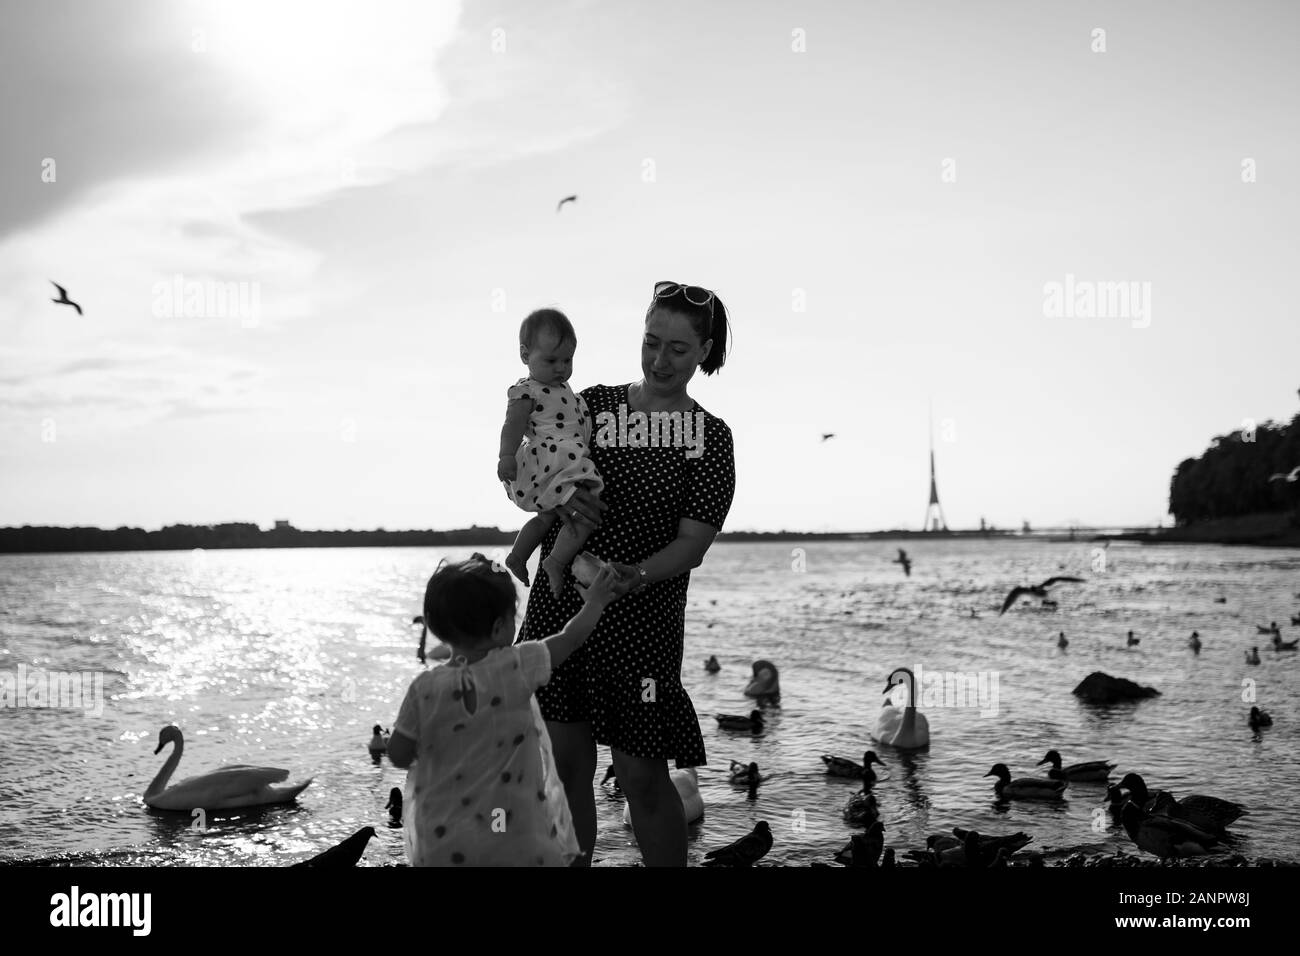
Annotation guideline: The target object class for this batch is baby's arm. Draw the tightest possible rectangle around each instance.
[498,396,533,480]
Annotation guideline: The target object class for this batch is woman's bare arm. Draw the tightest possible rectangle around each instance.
[606,517,718,593]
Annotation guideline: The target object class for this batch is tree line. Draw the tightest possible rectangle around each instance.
[1169,411,1300,524]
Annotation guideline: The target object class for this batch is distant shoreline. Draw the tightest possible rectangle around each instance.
[0,524,1143,555]
[2,515,1296,554]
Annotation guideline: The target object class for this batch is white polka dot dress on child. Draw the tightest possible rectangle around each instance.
[502,377,604,512]
[393,642,579,866]
[517,383,736,768]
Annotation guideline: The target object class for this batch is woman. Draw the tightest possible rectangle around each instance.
[516,280,735,866]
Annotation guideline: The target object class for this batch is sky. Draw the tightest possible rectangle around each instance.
[1,0,1298,533]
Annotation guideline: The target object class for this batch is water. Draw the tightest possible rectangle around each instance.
[1,541,1297,866]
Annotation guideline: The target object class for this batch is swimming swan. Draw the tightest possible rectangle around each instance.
[144,725,312,811]
[874,667,930,750]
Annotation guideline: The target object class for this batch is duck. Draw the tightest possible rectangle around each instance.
[874,667,930,750]
[367,725,389,754]
[1120,802,1215,859]
[1214,596,1227,603]
[822,749,885,783]
[385,787,402,826]
[716,710,764,732]
[290,826,376,868]
[742,659,780,703]
[1256,621,1281,636]
[1272,634,1299,651]
[1119,772,1245,835]
[603,766,704,826]
[1126,630,1140,647]
[1057,631,1068,649]
[704,655,721,673]
[1189,631,1202,653]
[948,828,1033,858]
[144,725,312,811]
[984,763,1067,800]
[728,760,764,786]
[1036,749,1115,782]
[1292,614,1300,626]
[833,821,884,867]
[842,788,880,826]
[1248,706,1273,730]
[1245,647,1261,665]
[702,821,772,867]
[1104,784,1126,822]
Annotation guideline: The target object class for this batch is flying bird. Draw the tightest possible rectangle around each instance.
[556,194,577,213]
[892,549,912,577]
[821,433,836,442]
[998,576,1085,615]
[50,281,82,315]
[1268,466,1300,482]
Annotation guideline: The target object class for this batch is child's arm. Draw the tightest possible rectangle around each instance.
[498,396,533,480]
[387,729,416,768]
[541,565,620,668]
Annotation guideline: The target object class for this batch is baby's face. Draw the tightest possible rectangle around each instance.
[523,330,575,386]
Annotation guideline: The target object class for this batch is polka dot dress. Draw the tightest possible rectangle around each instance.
[501,377,604,512]
[393,642,580,866]
[517,383,736,768]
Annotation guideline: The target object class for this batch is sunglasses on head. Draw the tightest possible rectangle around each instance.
[653,281,714,317]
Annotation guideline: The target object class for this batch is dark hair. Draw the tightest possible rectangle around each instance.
[645,287,731,375]
[419,553,516,661]
[519,308,576,353]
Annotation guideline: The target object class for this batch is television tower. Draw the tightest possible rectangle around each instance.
[923,401,948,532]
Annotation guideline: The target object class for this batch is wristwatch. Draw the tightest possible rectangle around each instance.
[634,564,649,590]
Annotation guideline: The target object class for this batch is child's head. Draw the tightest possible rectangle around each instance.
[420,553,517,660]
[519,308,577,386]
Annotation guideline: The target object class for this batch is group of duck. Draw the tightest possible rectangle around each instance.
[700,662,1255,867]
[1246,620,1299,664]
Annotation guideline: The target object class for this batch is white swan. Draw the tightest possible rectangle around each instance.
[616,767,704,828]
[144,725,313,811]
[873,667,930,750]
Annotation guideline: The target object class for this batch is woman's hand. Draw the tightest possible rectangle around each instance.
[497,454,517,482]
[558,485,607,532]
[603,562,642,598]
[575,564,621,610]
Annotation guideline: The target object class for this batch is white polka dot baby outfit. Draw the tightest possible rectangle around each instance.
[502,377,604,512]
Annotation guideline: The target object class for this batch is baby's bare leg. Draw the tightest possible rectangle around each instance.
[508,512,559,586]
[541,487,600,597]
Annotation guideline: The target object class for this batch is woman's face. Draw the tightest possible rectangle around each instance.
[641,308,711,397]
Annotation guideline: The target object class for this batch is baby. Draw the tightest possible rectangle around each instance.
[497,308,604,596]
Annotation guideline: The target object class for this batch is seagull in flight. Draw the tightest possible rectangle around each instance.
[556,194,577,213]
[50,281,83,315]
[1268,466,1300,483]
[892,549,912,577]
[998,576,1085,615]
[821,433,836,442]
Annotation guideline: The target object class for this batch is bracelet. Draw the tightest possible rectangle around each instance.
[634,564,649,590]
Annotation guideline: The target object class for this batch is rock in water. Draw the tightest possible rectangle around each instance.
[1073,672,1160,704]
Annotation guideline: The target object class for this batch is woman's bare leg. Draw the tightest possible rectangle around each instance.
[611,749,687,867]
[546,721,597,865]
